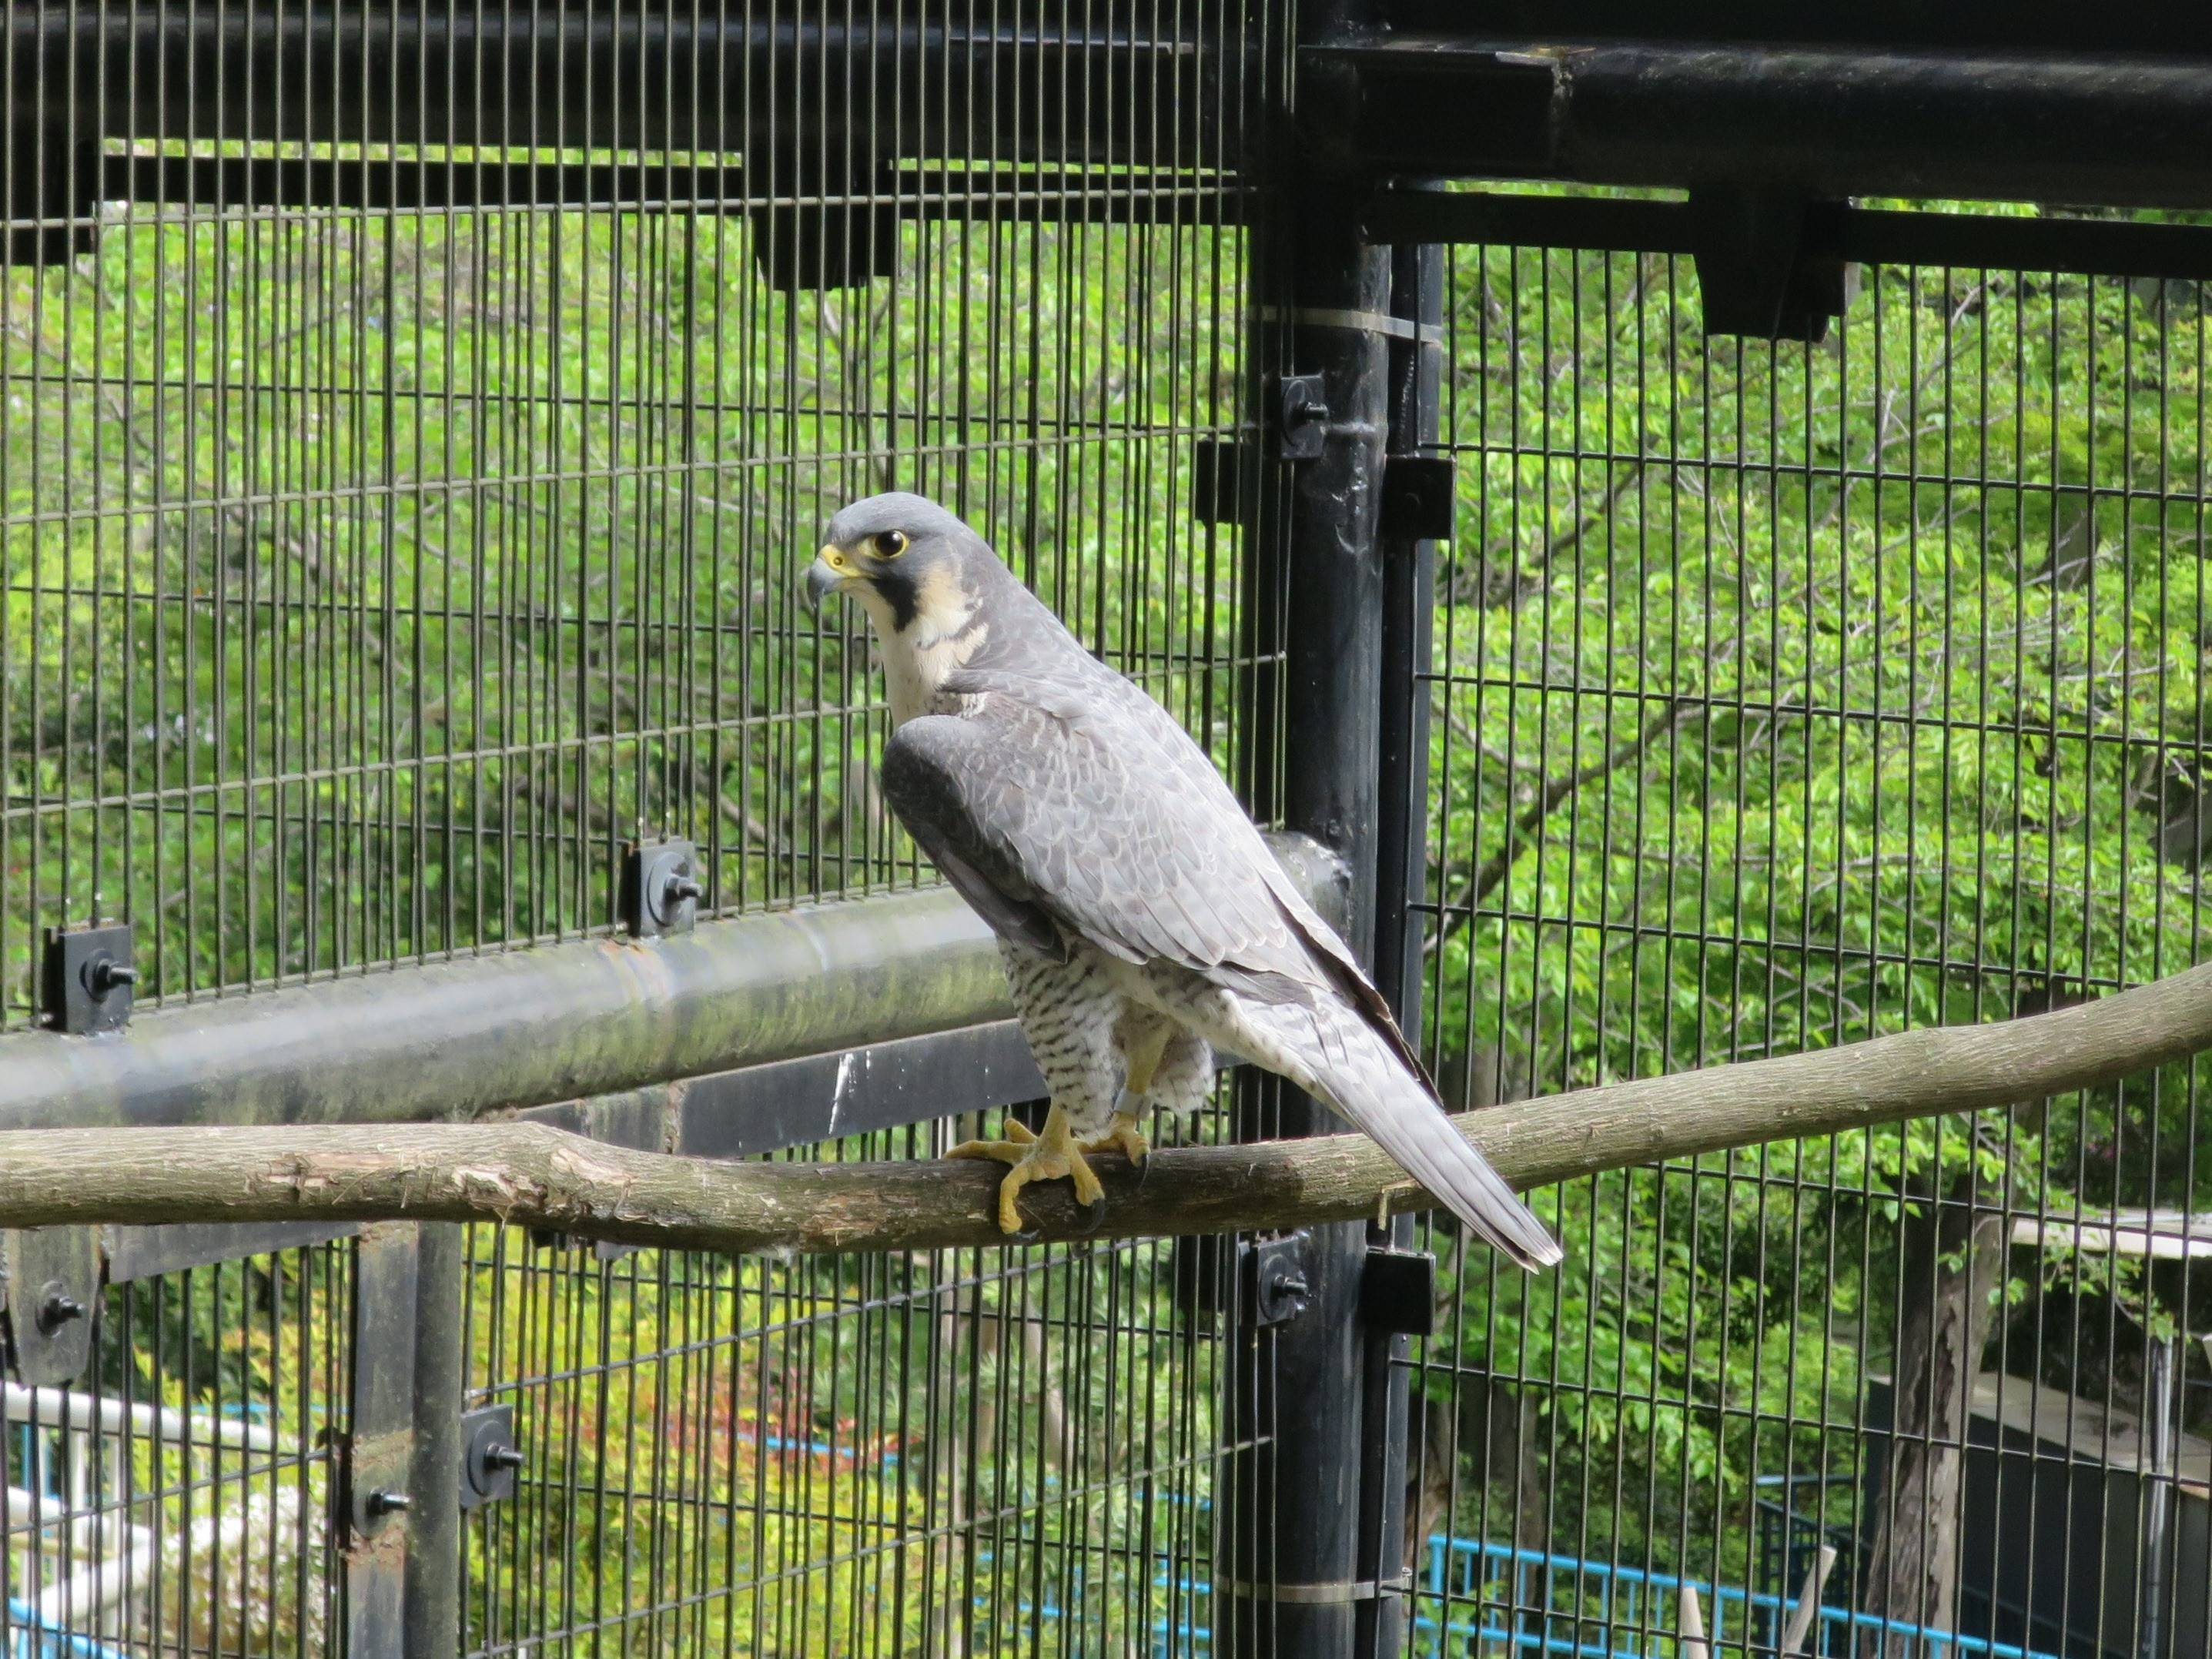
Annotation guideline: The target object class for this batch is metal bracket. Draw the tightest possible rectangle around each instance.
[621,839,703,938]
[1378,457,1456,541]
[750,155,901,293]
[1685,189,1848,343]
[1170,1231,1313,1326]
[4,1229,101,1386]
[1360,1245,1436,1337]
[1271,373,1330,461]
[459,1404,524,1510]
[340,1427,417,1544]
[1221,1573,1414,1603]
[4,135,99,268]
[1240,1232,1313,1328]
[42,921,138,1034]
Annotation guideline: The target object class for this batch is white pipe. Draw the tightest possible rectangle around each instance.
[35,1490,293,1624]
[1,1383,285,1453]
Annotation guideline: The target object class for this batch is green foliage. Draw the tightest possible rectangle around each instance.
[2,207,1245,1022]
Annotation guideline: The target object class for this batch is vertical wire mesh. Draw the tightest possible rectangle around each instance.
[0,1240,349,1655]
[458,1096,1246,1656]
[1413,227,2212,1659]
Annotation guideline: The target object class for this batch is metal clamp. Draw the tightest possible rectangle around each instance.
[3,1229,101,1386]
[1259,304,1444,346]
[42,921,137,1034]
[1272,373,1330,461]
[460,1403,524,1510]
[621,839,704,938]
[1220,1574,1414,1603]
[1241,1232,1313,1327]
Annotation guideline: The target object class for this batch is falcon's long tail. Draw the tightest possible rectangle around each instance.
[1216,995,1563,1271]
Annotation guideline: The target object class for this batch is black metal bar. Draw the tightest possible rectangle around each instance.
[8,9,1217,165]
[1327,38,2212,209]
[1364,190,2212,283]
[1230,0,1396,1645]
[1377,0,2212,56]
[345,1224,423,1657]
[102,1221,360,1283]
[1354,229,1447,1659]
[85,154,1237,222]
[404,1226,466,1659]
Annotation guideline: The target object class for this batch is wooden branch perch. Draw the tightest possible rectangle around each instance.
[3,958,2207,1256]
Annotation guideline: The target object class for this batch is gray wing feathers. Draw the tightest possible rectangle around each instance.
[882,688,1303,980]
[881,673,1561,1270]
[1272,1004,1563,1271]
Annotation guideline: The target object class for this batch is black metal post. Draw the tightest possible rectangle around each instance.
[1226,0,1398,1647]
[1356,235,1447,1659]
[345,1225,423,1657]
[403,1225,467,1659]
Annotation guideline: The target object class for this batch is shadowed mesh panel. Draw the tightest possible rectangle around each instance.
[460,1112,1239,1656]
[0,1241,349,1651]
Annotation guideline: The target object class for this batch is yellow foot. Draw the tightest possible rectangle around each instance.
[948,1105,1105,1234]
[1081,1110,1150,1168]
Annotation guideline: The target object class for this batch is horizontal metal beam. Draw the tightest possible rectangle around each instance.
[92,156,1236,225]
[1364,191,2212,284]
[1377,1,2212,57]
[1325,38,2212,209]
[0,831,1345,1134]
[8,9,1220,165]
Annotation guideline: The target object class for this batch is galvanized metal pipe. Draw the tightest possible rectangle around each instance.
[0,832,1342,1133]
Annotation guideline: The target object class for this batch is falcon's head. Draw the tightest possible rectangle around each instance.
[805,492,993,638]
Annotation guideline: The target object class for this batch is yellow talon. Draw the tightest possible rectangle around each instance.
[948,1104,1105,1234]
[1081,1110,1150,1168]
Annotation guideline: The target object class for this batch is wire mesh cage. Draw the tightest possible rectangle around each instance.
[4,2,1270,1654]
[1413,233,2212,1659]
[457,1116,1242,1657]
[4,2,2212,1658]
[0,0,1261,1025]
[0,1239,347,1656]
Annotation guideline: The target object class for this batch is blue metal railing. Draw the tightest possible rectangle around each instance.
[5,1600,130,1659]
[965,1530,2077,1659]
[1409,1539,2066,1659]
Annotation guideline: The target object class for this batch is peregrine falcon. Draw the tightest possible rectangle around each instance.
[805,491,1561,1269]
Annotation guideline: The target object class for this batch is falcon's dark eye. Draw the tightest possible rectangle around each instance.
[872,530,909,558]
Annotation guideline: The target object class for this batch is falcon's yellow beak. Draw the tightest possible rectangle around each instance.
[804,544,857,613]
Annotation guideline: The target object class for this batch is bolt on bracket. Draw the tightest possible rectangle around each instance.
[2,1228,101,1387]
[621,839,704,938]
[42,921,138,1034]
[460,1403,525,1510]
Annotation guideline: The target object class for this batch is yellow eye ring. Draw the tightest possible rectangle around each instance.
[872,530,909,558]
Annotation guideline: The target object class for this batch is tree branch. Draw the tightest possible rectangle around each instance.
[1464,697,1700,906]
[1457,459,1646,608]
[1,958,2207,1255]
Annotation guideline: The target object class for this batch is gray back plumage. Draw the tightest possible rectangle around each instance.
[850,491,1560,1268]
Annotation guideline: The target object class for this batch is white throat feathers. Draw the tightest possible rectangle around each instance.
[858,564,989,725]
